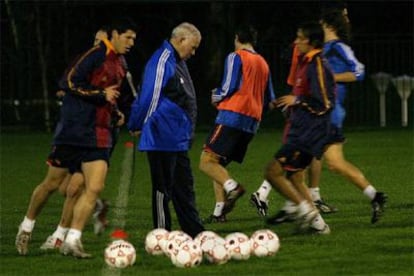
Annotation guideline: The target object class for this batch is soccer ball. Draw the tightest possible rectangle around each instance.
[225,232,251,260]
[250,229,280,257]
[194,230,219,246]
[200,236,230,265]
[104,240,136,268]
[170,240,203,268]
[145,228,169,256]
[164,230,192,257]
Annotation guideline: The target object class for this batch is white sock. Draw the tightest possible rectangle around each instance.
[282,200,297,214]
[21,216,35,232]
[213,202,224,216]
[296,201,312,217]
[363,185,377,200]
[52,225,69,241]
[257,180,272,201]
[309,187,321,201]
[223,179,238,193]
[311,213,326,230]
[65,229,82,244]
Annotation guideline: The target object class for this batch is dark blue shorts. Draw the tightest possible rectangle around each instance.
[325,125,346,145]
[203,124,254,166]
[47,145,110,174]
[284,117,332,159]
[274,144,314,172]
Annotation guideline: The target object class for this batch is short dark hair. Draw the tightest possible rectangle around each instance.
[320,0,347,15]
[320,10,351,42]
[235,24,258,47]
[298,22,324,49]
[107,17,137,39]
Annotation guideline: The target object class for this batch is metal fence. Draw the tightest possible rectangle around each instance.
[260,36,414,129]
[1,36,413,130]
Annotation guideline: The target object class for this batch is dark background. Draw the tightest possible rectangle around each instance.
[1,0,413,131]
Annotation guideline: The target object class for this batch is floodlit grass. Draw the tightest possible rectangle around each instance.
[1,128,413,275]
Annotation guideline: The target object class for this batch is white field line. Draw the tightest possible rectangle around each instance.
[101,143,134,275]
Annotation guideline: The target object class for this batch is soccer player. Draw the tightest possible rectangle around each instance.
[264,21,335,234]
[38,27,129,251]
[52,17,136,258]
[128,22,205,238]
[252,1,346,217]
[199,24,275,223]
[14,26,119,256]
[263,6,387,225]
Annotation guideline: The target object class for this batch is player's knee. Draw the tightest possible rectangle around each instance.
[265,159,283,180]
[87,183,104,195]
[65,172,85,197]
[39,178,62,192]
[325,159,342,173]
[66,184,81,198]
[199,151,218,171]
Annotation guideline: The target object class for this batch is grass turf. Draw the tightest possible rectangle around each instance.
[1,128,413,275]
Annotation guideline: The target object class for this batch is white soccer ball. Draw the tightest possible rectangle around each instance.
[200,236,230,265]
[104,239,136,268]
[194,230,220,247]
[145,228,169,256]
[164,230,192,258]
[250,229,280,257]
[170,240,203,268]
[225,232,251,260]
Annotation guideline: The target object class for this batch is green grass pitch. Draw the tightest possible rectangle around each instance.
[1,128,413,275]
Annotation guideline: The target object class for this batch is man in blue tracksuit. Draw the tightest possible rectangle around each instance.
[128,22,204,238]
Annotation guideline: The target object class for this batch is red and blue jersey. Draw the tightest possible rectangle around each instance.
[212,49,275,133]
[54,39,126,148]
[291,49,335,112]
[284,50,336,158]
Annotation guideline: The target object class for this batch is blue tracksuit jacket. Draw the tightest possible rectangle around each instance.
[323,40,365,128]
[128,40,196,151]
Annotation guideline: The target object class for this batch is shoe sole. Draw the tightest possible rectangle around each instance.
[222,189,245,215]
[249,199,267,217]
[371,204,385,224]
[60,244,92,259]
[266,216,295,225]
[371,195,387,224]
[16,232,31,256]
[40,245,60,250]
[249,194,268,217]
[309,225,331,235]
[317,206,338,214]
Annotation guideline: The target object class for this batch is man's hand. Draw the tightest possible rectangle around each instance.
[129,130,141,137]
[104,85,121,103]
[211,88,220,106]
[56,90,66,98]
[115,110,125,127]
[275,95,297,110]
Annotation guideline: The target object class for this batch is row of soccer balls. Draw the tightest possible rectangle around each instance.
[145,228,280,268]
[104,228,280,269]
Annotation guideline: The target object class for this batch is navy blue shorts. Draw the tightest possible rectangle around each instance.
[47,145,110,174]
[325,125,346,145]
[284,118,332,159]
[274,143,314,172]
[203,124,254,166]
